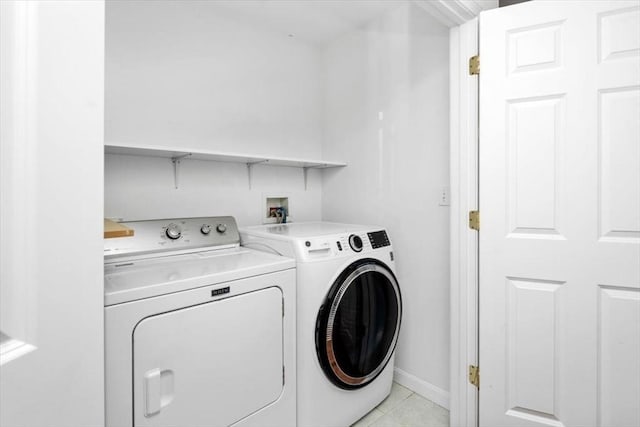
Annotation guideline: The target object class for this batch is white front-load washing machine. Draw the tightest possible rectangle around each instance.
[104,216,296,427]
[240,222,402,427]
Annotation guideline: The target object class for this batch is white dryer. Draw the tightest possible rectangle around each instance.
[104,216,296,427]
[240,222,402,427]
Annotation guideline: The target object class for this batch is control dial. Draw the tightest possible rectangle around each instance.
[216,223,227,234]
[348,234,363,252]
[200,224,212,235]
[165,223,182,240]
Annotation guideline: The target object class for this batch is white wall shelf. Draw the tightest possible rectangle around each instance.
[105,143,347,190]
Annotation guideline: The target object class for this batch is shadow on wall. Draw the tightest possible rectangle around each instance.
[499,0,530,7]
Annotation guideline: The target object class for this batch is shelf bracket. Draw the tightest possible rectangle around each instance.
[247,160,267,190]
[171,154,191,189]
[303,167,309,191]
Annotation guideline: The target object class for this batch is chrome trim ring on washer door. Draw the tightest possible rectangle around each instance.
[315,259,402,390]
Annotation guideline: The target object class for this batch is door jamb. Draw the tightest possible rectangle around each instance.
[449,17,480,427]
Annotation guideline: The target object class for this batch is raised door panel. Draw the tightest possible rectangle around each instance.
[598,7,640,63]
[598,87,640,242]
[598,286,640,427]
[507,22,563,74]
[507,95,565,239]
[506,278,565,426]
[133,287,283,427]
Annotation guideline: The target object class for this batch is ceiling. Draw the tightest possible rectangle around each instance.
[414,0,498,27]
[205,0,411,46]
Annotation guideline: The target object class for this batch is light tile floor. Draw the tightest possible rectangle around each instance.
[351,382,449,427]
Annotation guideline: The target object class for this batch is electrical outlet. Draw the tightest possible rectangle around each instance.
[439,187,450,206]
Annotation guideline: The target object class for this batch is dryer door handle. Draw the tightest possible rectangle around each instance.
[144,368,175,417]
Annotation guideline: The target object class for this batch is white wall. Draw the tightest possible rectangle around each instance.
[105,1,325,224]
[105,154,322,225]
[322,3,451,401]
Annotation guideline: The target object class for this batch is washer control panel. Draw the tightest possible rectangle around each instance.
[302,230,390,259]
[104,216,239,260]
[367,230,390,249]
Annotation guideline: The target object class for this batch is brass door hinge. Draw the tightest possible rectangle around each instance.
[469,365,480,388]
[469,210,480,231]
[469,55,480,75]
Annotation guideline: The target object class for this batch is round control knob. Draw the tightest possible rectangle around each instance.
[348,234,363,252]
[200,224,212,235]
[165,223,182,240]
[216,223,227,234]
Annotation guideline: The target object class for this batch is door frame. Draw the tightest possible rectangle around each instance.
[449,17,480,427]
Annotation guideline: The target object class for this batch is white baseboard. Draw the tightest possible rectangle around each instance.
[393,367,450,410]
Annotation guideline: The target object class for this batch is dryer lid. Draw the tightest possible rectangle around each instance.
[104,247,294,306]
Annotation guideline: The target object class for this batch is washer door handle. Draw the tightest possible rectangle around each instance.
[144,368,175,417]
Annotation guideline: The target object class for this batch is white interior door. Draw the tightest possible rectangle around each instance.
[0,2,105,427]
[134,287,284,427]
[479,1,640,427]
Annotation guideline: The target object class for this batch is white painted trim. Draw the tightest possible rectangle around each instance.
[0,339,36,366]
[449,17,479,427]
[0,0,39,354]
[414,0,497,27]
[393,368,450,410]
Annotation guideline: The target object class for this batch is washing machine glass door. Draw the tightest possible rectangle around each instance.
[316,260,402,390]
[133,286,283,427]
